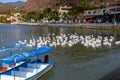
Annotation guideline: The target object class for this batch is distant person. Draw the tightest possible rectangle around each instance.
[44,55,49,63]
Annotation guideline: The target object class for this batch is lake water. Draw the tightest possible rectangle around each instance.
[0,24,120,80]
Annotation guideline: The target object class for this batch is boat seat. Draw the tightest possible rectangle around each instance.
[0,67,7,72]
[19,67,36,73]
[11,70,33,78]
[27,63,41,69]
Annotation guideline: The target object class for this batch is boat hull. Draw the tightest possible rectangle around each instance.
[26,63,53,80]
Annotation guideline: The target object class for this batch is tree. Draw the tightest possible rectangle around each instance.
[43,8,52,18]
[50,10,59,21]
[68,9,79,19]
[77,0,90,12]
[53,2,60,10]
[62,12,68,20]
[0,16,4,23]
[23,11,44,22]
[43,8,59,21]
[0,16,9,23]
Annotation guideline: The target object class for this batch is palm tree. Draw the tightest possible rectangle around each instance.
[43,8,52,19]
[23,11,44,22]
[62,12,68,20]
[68,9,79,22]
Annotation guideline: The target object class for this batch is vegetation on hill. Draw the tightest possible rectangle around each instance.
[0,3,15,14]
[23,7,60,22]
[0,0,119,14]
[18,0,107,13]
[23,11,44,22]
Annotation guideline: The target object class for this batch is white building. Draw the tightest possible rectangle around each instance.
[13,13,21,18]
[58,5,72,17]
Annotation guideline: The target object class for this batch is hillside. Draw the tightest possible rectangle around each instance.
[19,0,59,13]
[6,1,25,7]
[19,0,99,13]
[0,3,15,14]
[15,0,120,13]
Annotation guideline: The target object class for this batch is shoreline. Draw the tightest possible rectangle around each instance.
[1,22,120,27]
[21,22,120,27]
[13,22,120,31]
[16,22,120,28]
[0,22,120,31]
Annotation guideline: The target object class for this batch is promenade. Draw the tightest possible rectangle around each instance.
[47,23,120,28]
[16,22,120,28]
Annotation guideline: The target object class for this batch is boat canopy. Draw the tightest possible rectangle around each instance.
[0,46,54,65]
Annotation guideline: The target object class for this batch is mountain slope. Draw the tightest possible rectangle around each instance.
[19,0,59,12]
[18,0,119,13]
[18,0,104,13]
[0,3,15,13]
[19,0,90,12]
[6,1,25,7]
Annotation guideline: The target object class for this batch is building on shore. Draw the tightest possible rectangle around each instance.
[83,6,120,23]
[58,5,72,17]
[7,13,23,24]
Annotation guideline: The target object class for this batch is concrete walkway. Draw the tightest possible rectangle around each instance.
[11,22,120,28]
[47,23,120,28]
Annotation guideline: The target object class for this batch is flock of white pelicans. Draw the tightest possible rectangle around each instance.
[16,33,120,49]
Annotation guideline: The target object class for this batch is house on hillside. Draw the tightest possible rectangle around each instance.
[58,5,72,17]
[14,13,21,19]
[7,13,23,24]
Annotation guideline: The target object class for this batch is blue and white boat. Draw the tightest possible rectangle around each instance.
[0,46,54,80]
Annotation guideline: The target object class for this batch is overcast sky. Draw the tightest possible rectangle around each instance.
[0,0,27,3]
